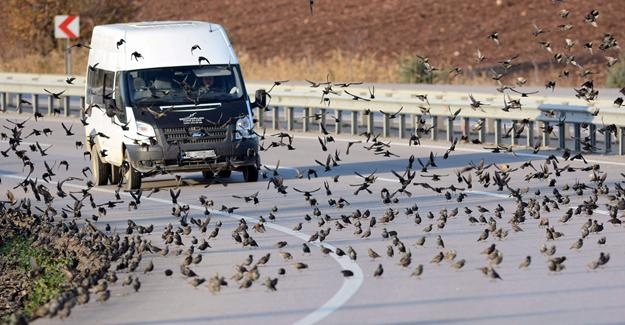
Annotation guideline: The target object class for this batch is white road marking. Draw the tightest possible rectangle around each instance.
[0,139,52,146]
[293,135,625,167]
[0,171,363,325]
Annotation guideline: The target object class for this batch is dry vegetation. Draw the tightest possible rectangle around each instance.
[0,0,624,87]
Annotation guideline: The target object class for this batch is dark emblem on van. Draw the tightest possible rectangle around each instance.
[179,112,205,125]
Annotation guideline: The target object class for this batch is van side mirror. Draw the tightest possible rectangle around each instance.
[252,89,267,109]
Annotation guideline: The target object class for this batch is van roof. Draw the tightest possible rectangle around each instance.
[88,21,238,71]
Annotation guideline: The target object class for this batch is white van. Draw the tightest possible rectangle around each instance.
[84,21,265,189]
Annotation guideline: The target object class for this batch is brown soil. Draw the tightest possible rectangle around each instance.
[135,0,624,83]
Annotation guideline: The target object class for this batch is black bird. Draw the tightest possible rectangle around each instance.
[191,44,201,54]
[61,122,74,136]
[344,90,371,101]
[131,51,143,61]
[44,89,66,99]
[379,106,403,119]
[198,56,210,65]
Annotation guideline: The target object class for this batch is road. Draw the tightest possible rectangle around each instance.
[2,114,625,325]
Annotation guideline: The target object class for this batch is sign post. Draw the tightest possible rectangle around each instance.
[54,15,79,75]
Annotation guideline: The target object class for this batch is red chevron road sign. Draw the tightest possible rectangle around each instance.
[54,15,79,39]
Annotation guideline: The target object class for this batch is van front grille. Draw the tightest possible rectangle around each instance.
[161,126,228,144]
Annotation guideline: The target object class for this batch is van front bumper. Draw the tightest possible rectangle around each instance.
[125,139,260,174]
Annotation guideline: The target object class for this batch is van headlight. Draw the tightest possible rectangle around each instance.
[235,117,254,140]
[136,121,156,138]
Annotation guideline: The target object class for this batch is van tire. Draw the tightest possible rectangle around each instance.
[123,150,142,190]
[242,166,258,182]
[91,145,110,186]
[218,170,232,178]
[110,164,122,185]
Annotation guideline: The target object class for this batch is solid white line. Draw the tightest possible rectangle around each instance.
[0,171,363,325]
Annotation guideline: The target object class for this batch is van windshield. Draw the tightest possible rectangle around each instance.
[125,65,244,107]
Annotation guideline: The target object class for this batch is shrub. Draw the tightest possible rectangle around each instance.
[398,55,435,84]
[606,55,625,88]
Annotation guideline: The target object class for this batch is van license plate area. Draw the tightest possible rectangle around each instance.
[182,150,216,159]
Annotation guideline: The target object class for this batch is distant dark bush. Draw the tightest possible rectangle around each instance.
[399,55,435,84]
[606,55,625,88]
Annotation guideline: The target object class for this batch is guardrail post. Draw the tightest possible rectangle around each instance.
[0,92,6,111]
[302,107,310,132]
[47,96,53,115]
[589,124,596,148]
[286,107,294,131]
[431,116,438,141]
[79,97,85,118]
[541,122,550,147]
[63,96,70,116]
[446,117,453,142]
[366,112,374,134]
[462,117,470,137]
[272,106,280,130]
[351,111,358,135]
[319,109,326,133]
[558,121,566,150]
[398,114,406,139]
[31,94,39,115]
[478,118,486,143]
[16,94,22,114]
[6,92,12,109]
[494,119,502,146]
[526,121,535,147]
[604,130,612,154]
[382,114,390,138]
[619,127,625,156]
[510,121,517,146]
[335,110,342,135]
[255,107,264,128]
[573,123,581,152]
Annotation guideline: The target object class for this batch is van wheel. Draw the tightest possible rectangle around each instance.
[123,150,142,190]
[202,170,214,179]
[218,170,232,178]
[91,145,110,186]
[110,164,122,186]
[242,166,258,182]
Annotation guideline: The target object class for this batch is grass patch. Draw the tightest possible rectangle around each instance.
[0,235,70,318]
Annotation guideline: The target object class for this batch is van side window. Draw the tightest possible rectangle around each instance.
[87,68,103,105]
[86,68,115,106]
[103,70,114,100]
[114,72,127,123]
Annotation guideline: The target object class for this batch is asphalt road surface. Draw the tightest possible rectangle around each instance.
[3,114,625,325]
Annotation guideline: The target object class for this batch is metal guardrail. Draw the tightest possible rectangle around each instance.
[1,73,624,155]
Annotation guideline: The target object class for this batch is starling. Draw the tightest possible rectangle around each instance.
[518,256,531,269]
[368,248,381,259]
[373,264,384,277]
[341,270,354,277]
[411,264,424,277]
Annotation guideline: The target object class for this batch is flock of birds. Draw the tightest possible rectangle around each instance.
[2,0,625,323]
